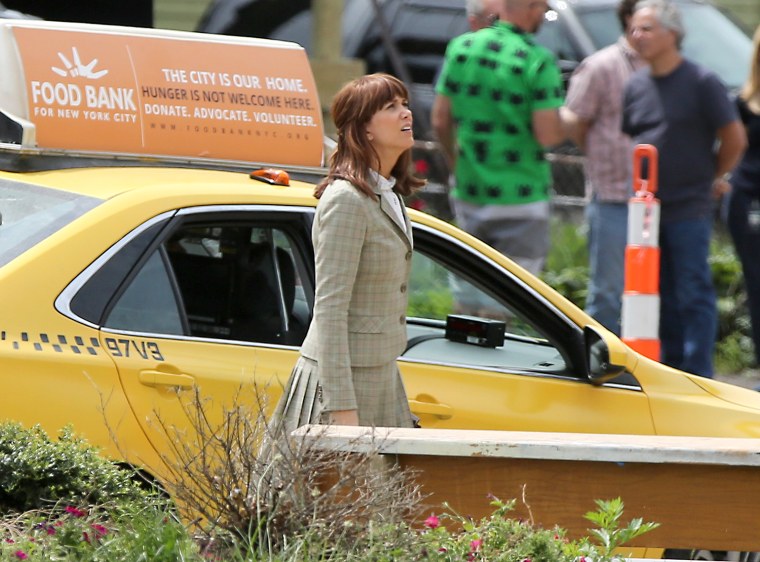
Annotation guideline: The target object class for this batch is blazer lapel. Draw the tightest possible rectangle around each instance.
[378,191,413,248]
[401,200,414,248]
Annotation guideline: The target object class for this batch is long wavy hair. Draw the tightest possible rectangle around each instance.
[741,25,760,113]
[315,73,425,199]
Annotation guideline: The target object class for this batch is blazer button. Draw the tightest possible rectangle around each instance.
[399,315,405,324]
[405,251,412,261]
[400,284,407,293]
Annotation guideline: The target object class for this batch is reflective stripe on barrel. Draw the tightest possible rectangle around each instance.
[621,144,661,361]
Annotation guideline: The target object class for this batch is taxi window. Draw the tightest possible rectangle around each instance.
[106,250,183,334]
[408,250,546,340]
[104,220,311,346]
[0,179,101,268]
[405,230,573,376]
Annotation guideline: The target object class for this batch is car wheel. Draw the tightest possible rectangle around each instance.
[664,551,760,561]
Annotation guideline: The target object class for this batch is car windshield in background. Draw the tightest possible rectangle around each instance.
[572,2,752,89]
[0,180,101,267]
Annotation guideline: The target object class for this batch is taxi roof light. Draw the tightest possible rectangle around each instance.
[249,168,290,186]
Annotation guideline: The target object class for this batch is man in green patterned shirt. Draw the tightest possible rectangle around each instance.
[432,0,565,275]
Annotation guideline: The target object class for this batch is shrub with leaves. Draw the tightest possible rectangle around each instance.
[0,422,156,513]
[710,233,756,373]
[0,500,201,561]
[410,495,658,562]
[416,496,575,562]
[571,497,660,562]
[542,219,590,310]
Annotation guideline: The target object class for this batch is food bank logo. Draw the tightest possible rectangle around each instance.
[51,47,108,79]
[29,46,137,120]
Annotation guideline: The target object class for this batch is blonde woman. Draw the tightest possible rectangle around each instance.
[726,25,760,367]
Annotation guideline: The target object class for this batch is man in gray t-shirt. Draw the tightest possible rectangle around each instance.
[621,0,746,377]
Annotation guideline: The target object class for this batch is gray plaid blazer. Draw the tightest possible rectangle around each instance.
[300,178,413,412]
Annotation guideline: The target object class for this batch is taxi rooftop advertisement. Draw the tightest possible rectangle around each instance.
[0,20,325,167]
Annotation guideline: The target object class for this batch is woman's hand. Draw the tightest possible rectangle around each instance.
[329,409,359,426]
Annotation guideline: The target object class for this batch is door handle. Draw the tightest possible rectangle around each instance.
[408,399,453,420]
[138,370,194,389]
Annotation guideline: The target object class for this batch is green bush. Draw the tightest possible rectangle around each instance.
[416,497,574,562]
[542,219,589,309]
[0,423,156,513]
[0,500,201,562]
[411,496,657,562]
[710,231,755,372]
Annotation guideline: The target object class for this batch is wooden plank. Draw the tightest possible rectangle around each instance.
[292,426,760,552]
[294,426,760,466]
[403,455,760,551]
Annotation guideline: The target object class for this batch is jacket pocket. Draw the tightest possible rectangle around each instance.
[348,315,387,334]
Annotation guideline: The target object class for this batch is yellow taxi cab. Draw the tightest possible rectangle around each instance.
[0,18,758,561]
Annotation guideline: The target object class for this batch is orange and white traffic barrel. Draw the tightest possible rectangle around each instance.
[621,144,661,361]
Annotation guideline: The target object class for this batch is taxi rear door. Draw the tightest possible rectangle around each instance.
[71,206,313,477]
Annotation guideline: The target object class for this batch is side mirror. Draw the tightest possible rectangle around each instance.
[584,325,629,384]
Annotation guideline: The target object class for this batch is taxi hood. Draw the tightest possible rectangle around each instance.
[690,375,760,411]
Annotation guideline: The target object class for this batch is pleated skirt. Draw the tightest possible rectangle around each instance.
[272,355,414,437]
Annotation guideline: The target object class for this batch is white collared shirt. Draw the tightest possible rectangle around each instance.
[371,170,405,227]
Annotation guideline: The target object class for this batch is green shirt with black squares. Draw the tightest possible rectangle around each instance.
[436,21,564,206]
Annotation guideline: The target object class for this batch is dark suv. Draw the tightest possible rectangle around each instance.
[198,0,752,213]
[0,1,38,18]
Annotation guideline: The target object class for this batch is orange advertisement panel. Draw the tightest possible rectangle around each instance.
[11,26,324,167]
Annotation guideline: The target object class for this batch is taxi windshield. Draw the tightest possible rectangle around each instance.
[0,179,101,268]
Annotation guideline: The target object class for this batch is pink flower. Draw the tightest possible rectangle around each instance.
[470,539,483,551]
[65,506,86,518]
[4,539,14,544]
[82,531,90,543]
[91,524,108,537]
[14,552,27,560]
[423,514,440,529]
[46,526,56,535]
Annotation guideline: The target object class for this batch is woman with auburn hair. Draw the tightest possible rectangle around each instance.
[274,73,424,431]
[726,26,760,368]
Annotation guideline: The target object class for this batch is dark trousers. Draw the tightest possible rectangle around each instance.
[659,217,717,378]
[727,188,760,366]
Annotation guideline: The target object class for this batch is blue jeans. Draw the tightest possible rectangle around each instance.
[658,217,717,378]
[585,199,628,335]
